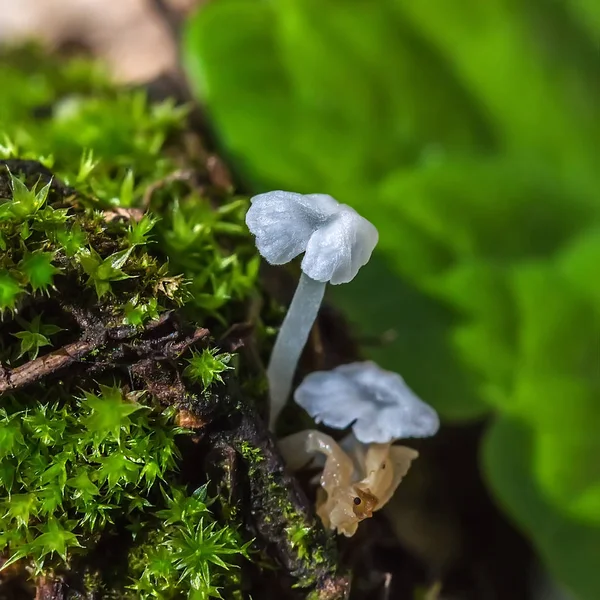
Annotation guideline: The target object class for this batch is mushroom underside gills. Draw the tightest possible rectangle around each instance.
[267,272,326,430]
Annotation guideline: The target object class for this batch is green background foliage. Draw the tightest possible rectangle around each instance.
[183,0,600,597]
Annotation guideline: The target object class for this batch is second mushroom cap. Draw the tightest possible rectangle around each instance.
[294,361,440,444]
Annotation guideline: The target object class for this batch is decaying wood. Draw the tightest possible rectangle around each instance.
[205,407,351,599]
[34,577,65,600]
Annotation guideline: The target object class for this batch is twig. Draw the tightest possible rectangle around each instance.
[164,326,210,357]
[0,339,100,396]
[141,168,196,210]
[0,310,208,397]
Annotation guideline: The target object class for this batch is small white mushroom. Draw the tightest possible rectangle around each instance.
[294,361,440,444]
[246,191,378,430]
[279,430,418,536]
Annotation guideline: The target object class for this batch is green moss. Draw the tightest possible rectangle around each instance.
[233,443,333,587]
[0,387,181,572]
[0,45,260,330]
[126,485,250,599]
[184,348,234,389]
[238,441,264,465]
[0,46,261,597]
[0,168,187,320]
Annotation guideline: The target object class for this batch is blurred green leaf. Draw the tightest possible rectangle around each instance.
[508,256,600,525]
[378,158,593,272]
[330,258,489,421]
[396,0,600,195]
[566,0,600,41]
[484,417,600,600]
[558,227,600,304]
[184,0,494,192]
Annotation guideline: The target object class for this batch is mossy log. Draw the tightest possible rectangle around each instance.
[0,153,349,599]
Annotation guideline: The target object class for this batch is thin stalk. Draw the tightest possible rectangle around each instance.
[267,272,326,430]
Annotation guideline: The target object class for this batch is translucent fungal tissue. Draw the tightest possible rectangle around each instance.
[279,430,418,536]
[295,361,440,444]
[245,191,378,429]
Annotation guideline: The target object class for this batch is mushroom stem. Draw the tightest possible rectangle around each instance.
[268,272,326,430]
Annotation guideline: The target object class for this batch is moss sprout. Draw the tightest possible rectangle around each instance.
[184,348,234,389]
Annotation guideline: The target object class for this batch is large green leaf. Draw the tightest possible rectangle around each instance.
[184,0,496,193]
[508,249,600,525]
[329,256,489,421]
[183,0,312,191]
[484,417,600,600]
[378,158,594,269]
[566,0,600,40]
[396,0,600,196]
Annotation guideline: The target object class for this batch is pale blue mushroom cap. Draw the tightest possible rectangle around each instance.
[246,191,378,285]
[295,361,440,444]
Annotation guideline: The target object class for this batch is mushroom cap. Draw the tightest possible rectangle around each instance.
[245,190,378,285]
[294,361,440,444]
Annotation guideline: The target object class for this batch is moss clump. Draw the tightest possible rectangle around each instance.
[0,46,348,600]
[0,161,253,598]
[184,348,234,389]
[0,46,260,599]
[0,386,180,570]
[127,485,251,599]
[0,167,184,315]
[238,441,264,466]
[0,45,259,330]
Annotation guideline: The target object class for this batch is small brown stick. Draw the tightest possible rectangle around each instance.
[0,339,99,396]
[0,313,207,396]
[164,326,210,358]
[141,169,196,210]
